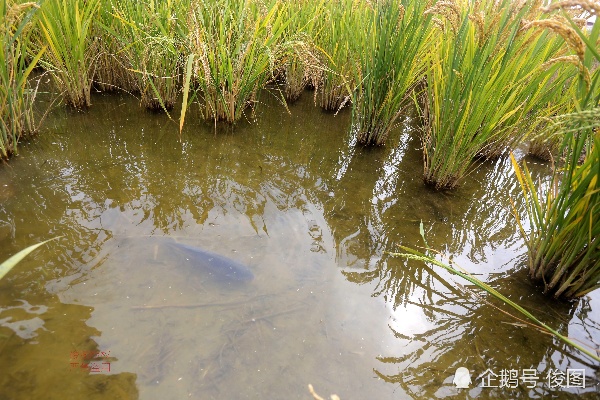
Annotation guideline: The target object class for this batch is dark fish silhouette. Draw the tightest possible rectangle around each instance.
[164,241,254,282]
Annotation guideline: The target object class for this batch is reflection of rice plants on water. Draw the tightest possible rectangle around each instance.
[394,237,600,362]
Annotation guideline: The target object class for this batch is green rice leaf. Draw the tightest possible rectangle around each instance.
[0,236,62,281]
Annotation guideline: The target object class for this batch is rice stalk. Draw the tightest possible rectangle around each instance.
[351,0,433,146]
[509,2,600,300]
[36,0,100,109]
[421,0,571,189]
[109,0,188,111]
[280,0,325,102]
[313,0,362,111]
[92,0,137,93]
[511,127,600,299]
[187,0,289,123]
[481,12,577,158]
[0,0,45,160]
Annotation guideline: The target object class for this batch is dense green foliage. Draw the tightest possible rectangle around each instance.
[351,0,432,145]
[511,0,600,300]
[35,0,100,108]
[186,0,289,123]
[0,0,44,159]
[422,0,575,189]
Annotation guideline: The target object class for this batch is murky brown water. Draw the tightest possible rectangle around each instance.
[0,89,598,399]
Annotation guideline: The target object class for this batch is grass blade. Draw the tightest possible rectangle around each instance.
[0,236,62,281]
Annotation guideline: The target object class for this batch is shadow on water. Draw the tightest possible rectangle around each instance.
[0,89,599,398]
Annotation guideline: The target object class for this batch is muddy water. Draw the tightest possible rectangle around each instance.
[0,90,598,399]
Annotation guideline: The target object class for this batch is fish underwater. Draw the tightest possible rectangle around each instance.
[162,240,254,283]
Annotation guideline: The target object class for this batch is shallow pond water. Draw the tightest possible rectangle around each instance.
[0,90,599,399]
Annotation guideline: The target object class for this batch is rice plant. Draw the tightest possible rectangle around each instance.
[0,236,62,281]
[421,0,573,189]
[280,0,324,102]
[480,35,576,159]
[511,127,599,300]
[186,0,289,123]
[36,0,100,109]
[510,0,600,300]
[312,0,360,111]
[92,0,137,93]
[109,0,188,111]
[351,0,433,146]
[0,0,45,160]
[518,2,598,160]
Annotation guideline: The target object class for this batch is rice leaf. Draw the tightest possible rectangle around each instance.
[0,236,62,281]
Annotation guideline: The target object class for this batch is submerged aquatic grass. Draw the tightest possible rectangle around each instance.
[0,0,45,159]
[36,0,100,109]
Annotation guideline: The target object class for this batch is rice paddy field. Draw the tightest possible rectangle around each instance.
[1,0,600,399]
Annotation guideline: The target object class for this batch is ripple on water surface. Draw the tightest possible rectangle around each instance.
[0,91,598,399]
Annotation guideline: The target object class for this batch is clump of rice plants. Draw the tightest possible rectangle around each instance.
[92,0,137,94]
[36,0,100,109]
[421,0,574,189]
[0,0,45,159]
[186,0,289,123]
[518,2,595,161]
[479,44,575,159]
[512,125,600,299]
[510,1,600,300]
[109,0,188,111]
[350,0,433,146]
[280,0,324,102]
[312,0,359,111]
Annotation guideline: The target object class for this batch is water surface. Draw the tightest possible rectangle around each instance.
[0,90,598,399]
